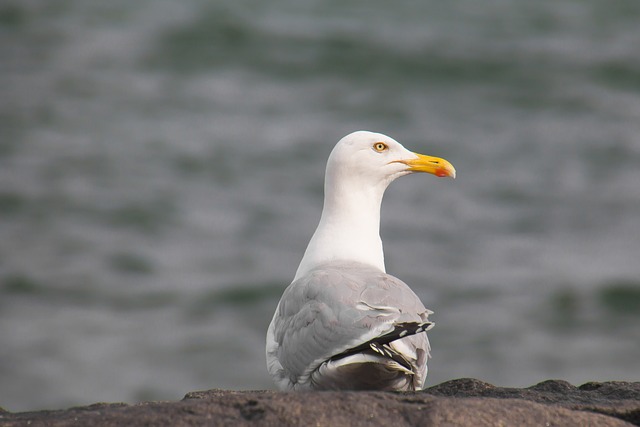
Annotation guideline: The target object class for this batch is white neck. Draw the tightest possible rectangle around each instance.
[294,173,389,281]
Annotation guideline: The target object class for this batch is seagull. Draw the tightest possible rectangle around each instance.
[266,130,456,391]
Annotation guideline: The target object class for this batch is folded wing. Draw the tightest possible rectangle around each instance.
[266,261,433,391]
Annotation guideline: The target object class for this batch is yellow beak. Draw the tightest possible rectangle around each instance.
[396,153,456,178]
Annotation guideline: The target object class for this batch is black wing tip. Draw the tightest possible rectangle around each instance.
[328,321,434,362]
[391,321,434,338]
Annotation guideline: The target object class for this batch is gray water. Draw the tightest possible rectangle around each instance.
[2,0,640,412]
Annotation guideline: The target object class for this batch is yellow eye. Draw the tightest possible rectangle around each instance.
[373,142,388,152]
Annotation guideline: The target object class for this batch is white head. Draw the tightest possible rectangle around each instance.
[294,130,455,279]
[325,131,455,195]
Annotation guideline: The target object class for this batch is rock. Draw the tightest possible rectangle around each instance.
[0,379,638,426]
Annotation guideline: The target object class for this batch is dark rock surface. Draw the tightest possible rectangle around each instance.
[1,379,638,426]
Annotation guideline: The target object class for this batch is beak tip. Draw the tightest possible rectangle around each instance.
[436,167,456,179]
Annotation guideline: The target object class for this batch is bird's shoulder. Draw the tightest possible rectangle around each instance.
[278,261,428,322]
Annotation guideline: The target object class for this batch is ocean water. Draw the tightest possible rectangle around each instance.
[1,0,640,412]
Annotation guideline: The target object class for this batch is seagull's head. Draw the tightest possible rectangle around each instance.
[327,131,456,189]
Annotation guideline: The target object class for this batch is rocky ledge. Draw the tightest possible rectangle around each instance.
[1,379,639,426]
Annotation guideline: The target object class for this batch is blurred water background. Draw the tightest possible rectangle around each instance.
[1,0,640,412]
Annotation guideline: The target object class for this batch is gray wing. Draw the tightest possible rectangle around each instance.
[267,261,432,388]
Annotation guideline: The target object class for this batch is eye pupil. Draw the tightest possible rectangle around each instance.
[374,143,387,152]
